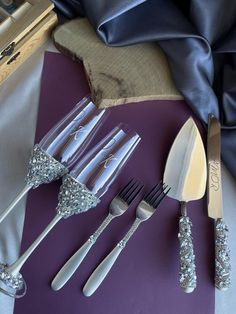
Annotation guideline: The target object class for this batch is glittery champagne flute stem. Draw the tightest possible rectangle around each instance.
[7,214,62,276]
[0,145,67,225]
[178,201,197,293]
[0,214,62,298]
[0,184,32,224]
[0,176,99,298]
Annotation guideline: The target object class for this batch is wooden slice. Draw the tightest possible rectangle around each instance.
[53,18,182,108]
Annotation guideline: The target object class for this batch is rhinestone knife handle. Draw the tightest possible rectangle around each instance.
[215,218,231,290]
[51,213,114,291]
[83,218,141,297]
[178,202,197,293]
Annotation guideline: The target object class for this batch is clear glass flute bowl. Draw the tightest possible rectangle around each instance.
[0,96,108,224]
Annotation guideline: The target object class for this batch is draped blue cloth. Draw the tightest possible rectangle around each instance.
[57,0,236,179]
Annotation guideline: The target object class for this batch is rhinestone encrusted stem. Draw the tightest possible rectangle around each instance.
[215,218,231,290]
[0,263,24,292]
[26,145,68,188]
[178,215,197,292]
[56,175,100,219]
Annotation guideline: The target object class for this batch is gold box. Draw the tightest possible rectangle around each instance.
[0,0,57,84]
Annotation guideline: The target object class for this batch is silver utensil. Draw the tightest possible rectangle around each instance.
[207,114,231,290]
[83,182,170,297]
[51,178,144,291]
[163,117,207,293]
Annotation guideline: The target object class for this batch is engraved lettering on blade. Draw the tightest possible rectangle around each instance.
[70,126,88,140]
[209,160,220,191]
[100,154,117,169]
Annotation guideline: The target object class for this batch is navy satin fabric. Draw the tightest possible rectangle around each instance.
[63,0,236,179]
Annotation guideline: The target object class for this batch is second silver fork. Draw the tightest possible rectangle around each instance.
[51,179,143,291]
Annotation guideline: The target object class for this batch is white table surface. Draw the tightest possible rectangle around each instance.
[0,40,235,314]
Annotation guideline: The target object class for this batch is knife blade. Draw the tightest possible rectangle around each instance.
[207,115,223,219]
[164,117,207,293]
[207,114,231,291]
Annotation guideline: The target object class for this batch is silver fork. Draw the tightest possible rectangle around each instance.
[83,182,170,297]
[51,179,144,291]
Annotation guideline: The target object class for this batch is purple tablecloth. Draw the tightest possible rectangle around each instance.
[14,52,214,314]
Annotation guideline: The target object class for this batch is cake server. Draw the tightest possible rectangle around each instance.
[163,117,207,293]
[207,114,231,290]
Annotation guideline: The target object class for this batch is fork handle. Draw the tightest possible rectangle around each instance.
[51,240,94,291]
[118,218,141,247]
[51,213,114,291]
[178,202,197,293]
[83,218,142,297]
[83,245,122,297]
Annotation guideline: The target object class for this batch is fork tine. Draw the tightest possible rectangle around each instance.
[118,179,136,199]
[153,186,170,208]
[119,179,144,205]
[144,182,170,208]
[148,183,168,205]
[125,182,144,205]
[144,181,162,203]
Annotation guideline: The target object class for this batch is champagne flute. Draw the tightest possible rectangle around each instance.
[0,124,141,298]
[0,96,108,224]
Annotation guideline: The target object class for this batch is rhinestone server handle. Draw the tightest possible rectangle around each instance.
[51,213,114,291]
[178,202,197,293]
[215,218,231,291]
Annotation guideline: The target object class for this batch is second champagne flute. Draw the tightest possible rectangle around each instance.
[0,96,108,224]
[0,124,141,298]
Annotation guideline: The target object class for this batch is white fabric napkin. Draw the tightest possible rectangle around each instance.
[0,41,56,314]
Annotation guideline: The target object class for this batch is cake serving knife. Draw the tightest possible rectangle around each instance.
[163,117,207,293]
[207,114,231,290]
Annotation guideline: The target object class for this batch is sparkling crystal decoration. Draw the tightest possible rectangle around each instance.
[0,175,99,298]
[0,263,26,297]
[215,218,231,290]
[118,218,140,249]
[56,175,100,218]
[88,214,113,244]
[26,145,68,188]
[178,216,197,292]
